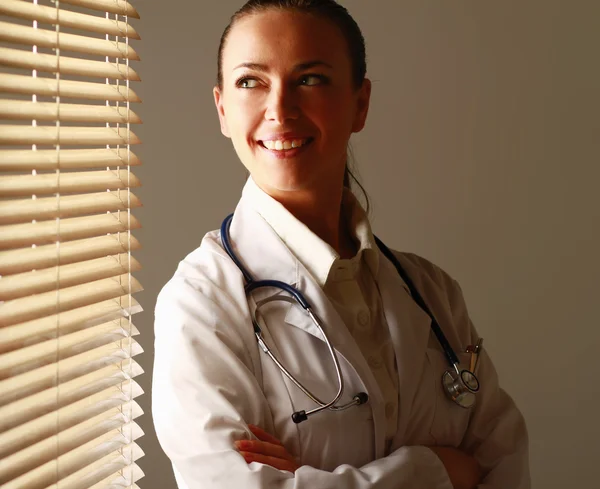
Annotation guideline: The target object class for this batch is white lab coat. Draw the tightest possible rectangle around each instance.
[152,195,530,489]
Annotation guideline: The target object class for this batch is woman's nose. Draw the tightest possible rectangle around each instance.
[265,85,300,123]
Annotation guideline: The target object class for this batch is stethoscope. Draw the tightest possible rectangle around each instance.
[220,214,480,424]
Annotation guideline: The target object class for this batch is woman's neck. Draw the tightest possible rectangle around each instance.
[261,182,357,259]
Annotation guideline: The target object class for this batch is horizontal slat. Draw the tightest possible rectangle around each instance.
[0,233,141,276]
[0,253,142,301]
[60,0,140,19]
[0,169,142,197]
[55,441,144,489]
[63,443,144,489]
[0,401,142,480]
[2,427,143,489]
[0,272,142,327]
[0,212,140,250]
[0,99,143,124]
[0,21,140,60]
[0,403,142,485]
[0,393,142,462]
[87,464,144,489]
[0,190,142,225]
[0,148,141,172]
[0,125,141,146]
[0,366,143,434]
[0,336,143,405]
[0,298,142,354]
[0,47,141,81]
[6,443,143,489]
[0,0,141,40]
[0,74,142,102]
[0,318,140,374]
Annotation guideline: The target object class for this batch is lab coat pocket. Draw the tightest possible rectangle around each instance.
[426,348,473,447]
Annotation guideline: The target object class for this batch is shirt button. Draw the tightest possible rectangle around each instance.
[385,402,395,419]
[357,310,369,327]
[368,356,383,369]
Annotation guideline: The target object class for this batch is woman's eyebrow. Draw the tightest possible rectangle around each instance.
[233,60,333,72]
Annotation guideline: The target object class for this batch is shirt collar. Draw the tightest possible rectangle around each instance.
[241,176,379,287]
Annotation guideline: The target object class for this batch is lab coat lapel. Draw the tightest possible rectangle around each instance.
[375,249,433,441]
[228,200,298,294]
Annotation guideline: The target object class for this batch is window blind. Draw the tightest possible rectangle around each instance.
[0,0,144,488]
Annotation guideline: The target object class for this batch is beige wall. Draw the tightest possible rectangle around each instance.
[133,1,600,487]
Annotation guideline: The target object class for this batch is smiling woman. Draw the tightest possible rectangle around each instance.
[151,1,530,489]
[213,5,370,246]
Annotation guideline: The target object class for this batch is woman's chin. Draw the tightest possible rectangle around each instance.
[252,170,316,194]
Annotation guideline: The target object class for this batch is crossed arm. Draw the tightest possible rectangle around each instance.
[238,425,482,489]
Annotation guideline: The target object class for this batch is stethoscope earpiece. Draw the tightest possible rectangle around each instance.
[292,391,369,424]
[292,410,308,424]
[354,392,369,405]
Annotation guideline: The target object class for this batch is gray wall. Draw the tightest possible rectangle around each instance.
[133,1,600,487]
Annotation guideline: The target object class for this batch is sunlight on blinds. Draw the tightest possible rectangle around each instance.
[0,0,144,488]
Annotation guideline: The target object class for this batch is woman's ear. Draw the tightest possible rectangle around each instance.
[213,86,231,138]
[352,78,372,133]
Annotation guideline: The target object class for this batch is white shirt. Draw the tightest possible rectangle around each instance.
[243,178,399,449]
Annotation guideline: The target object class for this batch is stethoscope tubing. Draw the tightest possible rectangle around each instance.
[221,215,311,308]
[254,310,345,411]
[220,213,480,414]
[373,235,460,367]
[221,213,359,419]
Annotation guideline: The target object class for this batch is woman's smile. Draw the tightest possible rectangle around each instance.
[257,136,315,159]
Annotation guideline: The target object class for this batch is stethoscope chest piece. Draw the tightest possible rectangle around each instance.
[442,368,480,409]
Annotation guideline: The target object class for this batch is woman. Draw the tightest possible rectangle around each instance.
[152,1,530,488]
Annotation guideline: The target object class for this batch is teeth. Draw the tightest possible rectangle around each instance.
[263,139,308,151]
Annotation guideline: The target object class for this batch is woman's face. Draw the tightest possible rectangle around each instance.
[214,9,371,196]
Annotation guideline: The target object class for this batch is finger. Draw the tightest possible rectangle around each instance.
[247,425,283,446]
[236,440,291,460]
[240,451,298,473]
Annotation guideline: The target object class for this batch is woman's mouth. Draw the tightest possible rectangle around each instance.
[257,137,314,158]
[260,138,311,151]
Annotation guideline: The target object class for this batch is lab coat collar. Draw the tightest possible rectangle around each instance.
[241,176,380,287]
[228,192,368,344]
[241,177,337,287]
[228,191,298,290]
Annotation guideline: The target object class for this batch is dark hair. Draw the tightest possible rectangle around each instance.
[217,0,370,213]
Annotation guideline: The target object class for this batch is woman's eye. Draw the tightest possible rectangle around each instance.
[300,75,326,86]
[237,78,260,89]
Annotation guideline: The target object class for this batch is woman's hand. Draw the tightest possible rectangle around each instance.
[235,424,300,473]
[428,446,483,489]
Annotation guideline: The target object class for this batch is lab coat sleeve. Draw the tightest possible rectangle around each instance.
[446,276,531,488]
[152,274,453,489]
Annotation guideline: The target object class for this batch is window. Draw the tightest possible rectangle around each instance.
[0,0,144,487]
